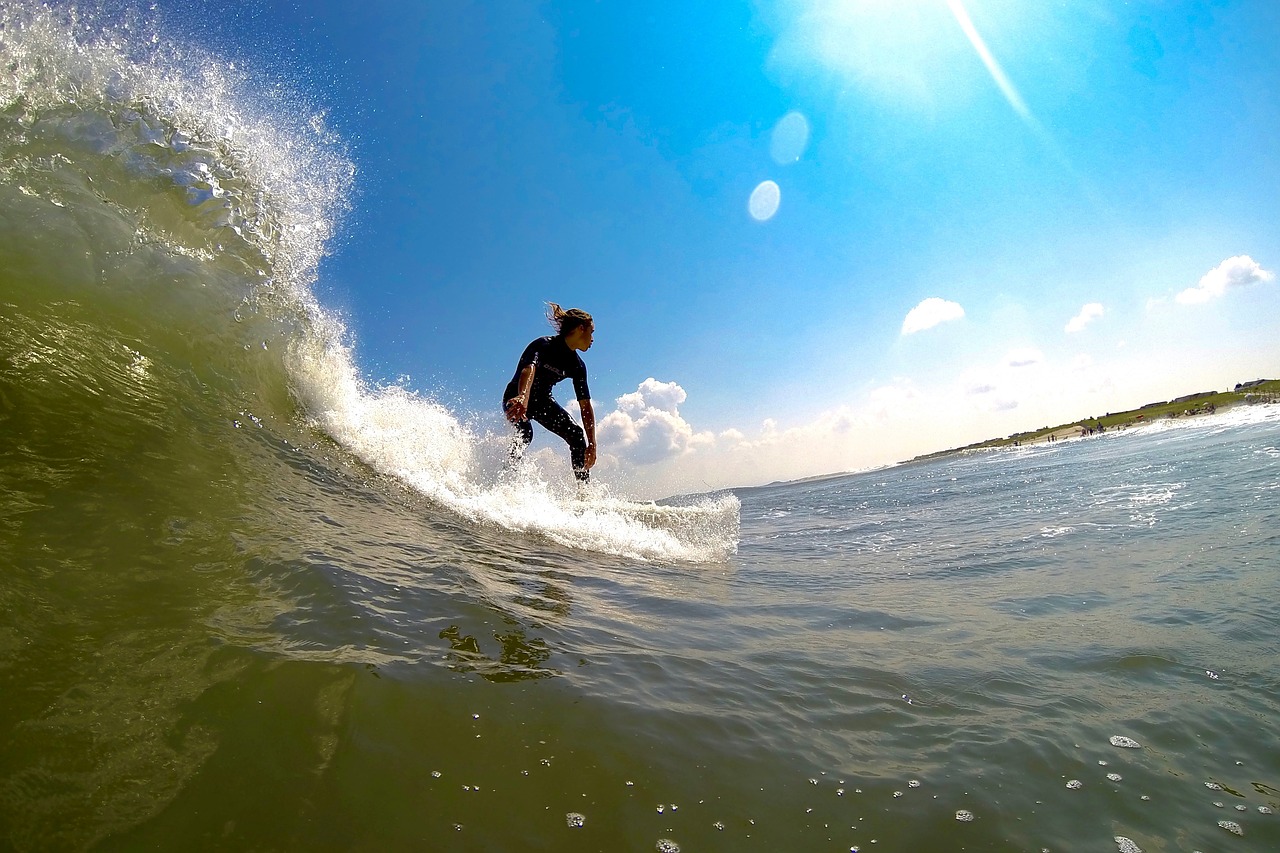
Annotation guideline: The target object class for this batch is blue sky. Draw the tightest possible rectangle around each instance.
[173,0,1279,494]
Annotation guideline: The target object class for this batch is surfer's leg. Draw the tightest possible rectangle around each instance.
[529,400,589,481]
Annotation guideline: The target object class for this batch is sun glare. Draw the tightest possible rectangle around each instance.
[944,0,1029,120]
[780,0,1037,127]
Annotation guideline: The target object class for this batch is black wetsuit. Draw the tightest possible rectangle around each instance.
[503,336,591,480]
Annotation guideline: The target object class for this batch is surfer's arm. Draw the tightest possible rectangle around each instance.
[579,397,596,470]
[505,364,536,422]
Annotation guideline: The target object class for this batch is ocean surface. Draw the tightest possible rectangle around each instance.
[3,5,1280,852]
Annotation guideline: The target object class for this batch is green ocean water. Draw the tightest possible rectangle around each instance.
[4,5,1280,852]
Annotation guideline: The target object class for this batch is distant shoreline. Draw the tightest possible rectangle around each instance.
[905,378,1280,464]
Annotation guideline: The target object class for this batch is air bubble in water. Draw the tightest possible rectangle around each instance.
[1114,837,1142,853]
[1205,782,1223,790]
[1218,820,1244,836]
[1067,780,1083,789]
[656,840,681,853]
[908,780,921,788]
[1258,806,1273,815]
[1107,773,1123,782]
[1110,736,1142,748]
[565,813,585,828]
[955,810,975,822]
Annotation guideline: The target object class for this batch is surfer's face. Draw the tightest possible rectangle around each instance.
[566,322,594,352]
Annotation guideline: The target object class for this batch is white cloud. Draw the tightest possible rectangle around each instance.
[1175,255,1274,305]
[901,297,965,335]
[1065,302,1104,333]
[1006,347,1043,368]
[597,378,713,465]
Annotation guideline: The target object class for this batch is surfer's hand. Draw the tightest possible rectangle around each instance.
[505,398,526,423]
[584,444,597,470]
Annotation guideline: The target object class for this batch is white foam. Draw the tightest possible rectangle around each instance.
[288,313,739,562]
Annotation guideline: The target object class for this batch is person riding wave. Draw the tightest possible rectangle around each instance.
[503,303,596,482]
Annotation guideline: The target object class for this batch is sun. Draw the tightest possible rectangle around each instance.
[775,0,1032,123]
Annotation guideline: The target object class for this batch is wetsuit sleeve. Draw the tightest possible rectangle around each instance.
[572,358,590,402]
[517,338,546,372]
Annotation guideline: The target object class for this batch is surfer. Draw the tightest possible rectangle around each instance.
[503,304,596,481]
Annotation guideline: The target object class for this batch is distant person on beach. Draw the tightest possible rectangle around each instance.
[503,303,597,482]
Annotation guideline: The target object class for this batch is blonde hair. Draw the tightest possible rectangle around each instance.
[546,302,593,336]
